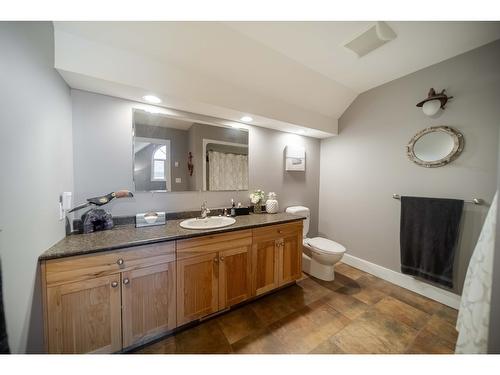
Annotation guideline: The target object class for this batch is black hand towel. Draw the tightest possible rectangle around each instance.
[400,196,464,289]
[0,260,9,353]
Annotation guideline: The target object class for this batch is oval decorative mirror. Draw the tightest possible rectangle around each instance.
[407,126,464,168]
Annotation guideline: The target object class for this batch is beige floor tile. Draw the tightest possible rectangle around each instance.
[323,290,370,320]
[434,305,459,326]
[277,278,333,311]
[406,329,455,354]
[355,308,419,352]
[249,291,297,326]
[173,320,232,354]
[216,305,265,344]
[329,323,394,354]
[374,296,431,330]
[309,337,346,354]
[388,285,442,314]
[135,335,177,354]
[422,315,458,345]
[231,328,288,354]
[335,263,367,280]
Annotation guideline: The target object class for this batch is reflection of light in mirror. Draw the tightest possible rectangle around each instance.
[414,131,454,162]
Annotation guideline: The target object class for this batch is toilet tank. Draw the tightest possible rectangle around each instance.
[285,206,310,237]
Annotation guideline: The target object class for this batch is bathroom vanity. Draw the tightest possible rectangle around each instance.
[38,213,304,353]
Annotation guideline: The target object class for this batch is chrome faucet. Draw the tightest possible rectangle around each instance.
[200,201,211,219]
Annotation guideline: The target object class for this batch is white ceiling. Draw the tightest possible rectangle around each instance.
[53,21,500,138]
[226,21,500,93]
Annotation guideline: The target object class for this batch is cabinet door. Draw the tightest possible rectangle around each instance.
[252,238,280,296]
[278,231,303,286]
[177,252,219,325]
[46,274,122,353]
[219,246,251,309]
[121,262,176,348]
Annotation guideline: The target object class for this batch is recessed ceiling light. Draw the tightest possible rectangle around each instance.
[240,116,253,122]
[143,95,162,104]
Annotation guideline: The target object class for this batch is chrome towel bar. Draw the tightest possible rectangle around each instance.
[392,194,483,205]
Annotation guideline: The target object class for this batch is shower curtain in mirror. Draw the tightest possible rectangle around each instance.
[455,192,497,353]
[208,151,248,191]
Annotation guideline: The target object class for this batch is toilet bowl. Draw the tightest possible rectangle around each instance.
[286,206,346,281]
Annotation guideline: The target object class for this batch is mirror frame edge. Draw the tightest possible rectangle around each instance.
[406,125,464,168]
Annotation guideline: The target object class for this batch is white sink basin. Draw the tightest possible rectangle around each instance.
[179,216,236,230]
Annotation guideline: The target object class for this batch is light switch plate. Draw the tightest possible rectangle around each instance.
[175,178,182,183]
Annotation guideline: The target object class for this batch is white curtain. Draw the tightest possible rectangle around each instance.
[455,192,497,353]
[208,150,248,191]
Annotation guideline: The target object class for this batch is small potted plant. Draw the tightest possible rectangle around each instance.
[250,189,265,214]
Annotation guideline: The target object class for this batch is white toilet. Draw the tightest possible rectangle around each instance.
[286,206,346,281]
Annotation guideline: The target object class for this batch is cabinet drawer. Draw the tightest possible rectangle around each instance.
[45,241,175,286]
[252,221,303,242]
[176,229,252,260]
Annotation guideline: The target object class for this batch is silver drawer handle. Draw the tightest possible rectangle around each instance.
[111,281,118,288]
[116,258,124,266]
[123,278,130,285]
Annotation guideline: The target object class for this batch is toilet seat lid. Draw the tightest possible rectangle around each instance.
[305,237,346,254]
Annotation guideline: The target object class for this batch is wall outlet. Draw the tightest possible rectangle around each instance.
[174,161,179,167]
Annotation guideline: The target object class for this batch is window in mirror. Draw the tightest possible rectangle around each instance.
[134,137,171,192]
[152,145,167,181]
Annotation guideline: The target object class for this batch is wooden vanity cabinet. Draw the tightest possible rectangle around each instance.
[44,273,123,354]
[252,221,303,296]
[41,220,303,353]
[176,230,252,325]
[41,241,176,353]
[121,261,176,348]
[176,252,219,325]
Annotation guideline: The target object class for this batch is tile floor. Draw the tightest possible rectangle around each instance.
[135,263,458,354]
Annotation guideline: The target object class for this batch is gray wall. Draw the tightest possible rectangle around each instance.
[72,90,321,235]
[319,40,500,294]
[0,22,73,353]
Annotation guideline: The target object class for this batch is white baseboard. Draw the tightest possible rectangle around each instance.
[341,253,461,309]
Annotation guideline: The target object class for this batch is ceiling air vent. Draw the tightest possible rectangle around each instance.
[343,22,397,58]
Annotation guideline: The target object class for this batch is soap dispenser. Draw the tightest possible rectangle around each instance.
[230,199,236,217]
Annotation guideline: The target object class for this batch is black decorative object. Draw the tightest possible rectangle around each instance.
[81,208,114,234]
[69,190,133,213]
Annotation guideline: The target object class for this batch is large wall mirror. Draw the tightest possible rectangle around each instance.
[133,109,249,192]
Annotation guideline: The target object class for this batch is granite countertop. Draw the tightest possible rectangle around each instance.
[39,212,305,261]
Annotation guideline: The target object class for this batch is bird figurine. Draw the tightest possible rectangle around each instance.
[69,190,134,213]
[69,190,134,234]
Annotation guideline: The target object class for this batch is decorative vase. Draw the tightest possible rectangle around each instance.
[266,192,279,214]
[253,200,263,214]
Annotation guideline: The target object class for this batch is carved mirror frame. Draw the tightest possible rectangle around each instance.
[406,126,464,168]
